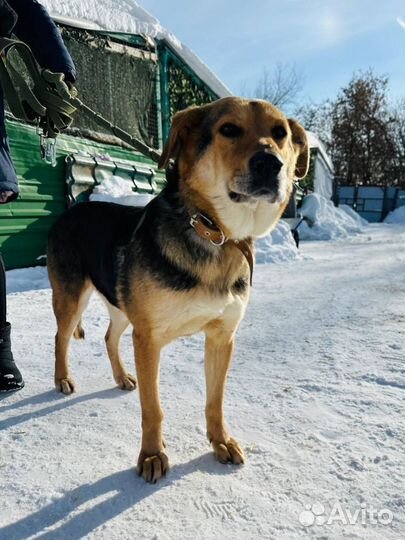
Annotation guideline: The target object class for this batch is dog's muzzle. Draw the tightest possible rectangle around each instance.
[230,151,285,203]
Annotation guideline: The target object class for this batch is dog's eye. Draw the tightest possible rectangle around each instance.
[218,123,244,138]
[272,125,287,140]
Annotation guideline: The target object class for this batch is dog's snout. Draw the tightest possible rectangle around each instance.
[249,151,283,179]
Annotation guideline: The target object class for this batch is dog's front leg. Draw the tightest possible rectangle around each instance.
[204,321,245,465]
[133,330,168,483]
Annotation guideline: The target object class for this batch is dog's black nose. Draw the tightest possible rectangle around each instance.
[249,151,283,195]
[249,151,283,178]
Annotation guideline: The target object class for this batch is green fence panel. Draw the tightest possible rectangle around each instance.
[0,119,165,270]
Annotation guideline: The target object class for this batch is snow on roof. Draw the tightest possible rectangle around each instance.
[306,130,334,172]
[52,15,102,31]
[42,0,232,98]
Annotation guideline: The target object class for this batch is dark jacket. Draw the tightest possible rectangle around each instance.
[0,0,76,197]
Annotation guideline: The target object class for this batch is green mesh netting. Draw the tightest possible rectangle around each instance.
[62,29,159,149]
[167,59,216,119]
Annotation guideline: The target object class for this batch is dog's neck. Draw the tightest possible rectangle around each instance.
[159,185,218,251]
[164,161,232,241]
[160,166,254,284]
[164,160,282,241]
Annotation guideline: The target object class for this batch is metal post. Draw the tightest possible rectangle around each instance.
[154,64,163,151]
[158,46,171,144]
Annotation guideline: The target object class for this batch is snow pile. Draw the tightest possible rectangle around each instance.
[298,193,367,241]
[384,205,405,224]
[255,220,300,263]
[6,266,49,294]
[90,176,155,207]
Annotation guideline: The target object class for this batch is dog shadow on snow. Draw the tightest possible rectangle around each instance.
[0,457,237,540]
[0,388,239,540]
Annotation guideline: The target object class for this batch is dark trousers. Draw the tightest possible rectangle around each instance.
[0,253,7,328]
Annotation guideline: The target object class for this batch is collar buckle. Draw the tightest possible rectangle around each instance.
[189,212,226,246]
[210,230,226,246]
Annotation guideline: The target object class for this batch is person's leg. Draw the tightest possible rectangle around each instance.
[0,91,23,391]
[0,253,6,329]
[0,253,24,392]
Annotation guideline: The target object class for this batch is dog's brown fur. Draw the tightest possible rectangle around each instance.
[47,97,309,483]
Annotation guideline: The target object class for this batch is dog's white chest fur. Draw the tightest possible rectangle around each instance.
[150,290,246,342]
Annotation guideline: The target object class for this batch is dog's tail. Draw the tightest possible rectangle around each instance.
[73,318,85,340]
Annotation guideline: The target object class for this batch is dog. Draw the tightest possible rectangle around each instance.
[47,97,309,483]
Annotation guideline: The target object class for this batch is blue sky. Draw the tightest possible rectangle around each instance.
[140,0,404,108]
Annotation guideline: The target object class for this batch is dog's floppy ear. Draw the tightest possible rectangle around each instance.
[288,119,310,179]
[158,106,203,169]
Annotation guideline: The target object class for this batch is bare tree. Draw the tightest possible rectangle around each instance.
[253,62,304,110]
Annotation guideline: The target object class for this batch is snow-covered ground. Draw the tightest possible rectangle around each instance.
[1,222,404,540]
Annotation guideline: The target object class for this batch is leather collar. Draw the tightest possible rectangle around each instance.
[189,212,254,285]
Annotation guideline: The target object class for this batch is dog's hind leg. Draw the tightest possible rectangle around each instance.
[204,318,245,465]
[51,280,93,395]
[102,299,136,391]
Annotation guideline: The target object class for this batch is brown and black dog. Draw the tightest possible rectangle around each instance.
[47,97,309,483]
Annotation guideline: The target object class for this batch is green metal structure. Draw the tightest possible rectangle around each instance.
[157,41,218,142]
[0,22,222,270]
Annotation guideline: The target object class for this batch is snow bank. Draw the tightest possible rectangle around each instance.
[384,205,405,224]
[90,176,155,207]
[6,266,49,294]
[298,193,367,241]
[256,220,300,263]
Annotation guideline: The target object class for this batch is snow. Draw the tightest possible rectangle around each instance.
[43,0,232,98]
[1,224,404,539]
[6,266,49,294]
[256,220,301,263]
[306,132,333,173]
[384,205,405,224]
[298,193,368,241]
[90,176,155,207]
[306,132,334,200]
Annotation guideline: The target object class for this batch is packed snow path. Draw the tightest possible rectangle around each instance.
[1,224,404,540]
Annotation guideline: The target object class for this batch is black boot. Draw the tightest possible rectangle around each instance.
[0,323,24,392]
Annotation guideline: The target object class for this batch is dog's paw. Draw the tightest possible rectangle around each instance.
[212,437,245,465]
[137,450,169,483]
[115,373,137,391]
[55,377,76,395]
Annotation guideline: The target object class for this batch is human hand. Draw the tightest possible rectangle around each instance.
[41,70,77,100]
[0,191,15,203]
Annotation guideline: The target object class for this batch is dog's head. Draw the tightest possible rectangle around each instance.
[159,97,309,239]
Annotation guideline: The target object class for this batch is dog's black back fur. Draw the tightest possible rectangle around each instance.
[48,202,145,306]
[48,183,220,307]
